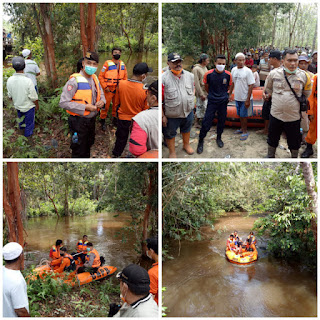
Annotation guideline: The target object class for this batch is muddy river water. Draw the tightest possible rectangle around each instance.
[163,212,317,317]
[24,212,138,271]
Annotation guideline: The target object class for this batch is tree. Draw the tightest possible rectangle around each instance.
[80,3,97,55]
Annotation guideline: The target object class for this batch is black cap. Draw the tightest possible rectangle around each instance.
[143,80,158,97]
[133,62,153,75]
[269,50,281,60]
[60,247,67,252]
[84,51,99,63]
[168,53,183,62]
[12,56,25,71]
[116,264,150,295]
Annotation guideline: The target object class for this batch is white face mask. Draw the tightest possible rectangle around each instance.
[216,65,226,72]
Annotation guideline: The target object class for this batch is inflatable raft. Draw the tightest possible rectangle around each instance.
[214,87,264,128]
[30,264,117,286]
[226,248,258,265]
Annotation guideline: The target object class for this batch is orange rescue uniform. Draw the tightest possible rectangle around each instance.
[77,240,88,253]
[98,60,128,118]
[148,262,158,305]
[54,254,74,273]
[115,79,148,121]
[306,74,317,145]
[49,245,61,260]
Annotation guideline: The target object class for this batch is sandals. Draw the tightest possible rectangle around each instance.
[234,129,243,134]
[240,133,249,141]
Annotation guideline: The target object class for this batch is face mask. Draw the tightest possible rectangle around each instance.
[87,247,91,252]
[84,65,97,75]
[284,66,297,74]
[171,68,183,76]
[216,65,226,72]
[113,54,121,60]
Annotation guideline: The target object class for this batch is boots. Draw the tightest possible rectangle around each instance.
[216,135,224,148]
[182,132,194,155]
[100,118,106,131]
[166,138,177,158]
[197,139,204,154]
[267,145,276,158]
[301,143,314,158]
[290,149,299,158]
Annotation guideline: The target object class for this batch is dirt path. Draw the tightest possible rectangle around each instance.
[162,125,318,159]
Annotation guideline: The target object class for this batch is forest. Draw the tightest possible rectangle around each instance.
[3,3,158,158]
[3,162,158,316]
[162,3,317,64]
[162,162,317,268]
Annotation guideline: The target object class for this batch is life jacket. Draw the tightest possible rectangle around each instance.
[51,245,60,260]
[77,240,88,253]
[67,73,101,117]
[103,60,126,88]
[64,253,76,272]
[86,248,101,268]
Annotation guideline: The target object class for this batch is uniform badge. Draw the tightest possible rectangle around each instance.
[67,85,73,91]
[102,67,106,72]
[223,78,227,85]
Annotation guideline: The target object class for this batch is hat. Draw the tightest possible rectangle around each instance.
[312,51,317,56]
[117,264,150,294]
[299,55,309,62]
[3,242,23,261]
[84,51,99,63]
[133,62,153,75]
[269,50,281,60]
[22,49,31,58]
[12,56,25,71]
[143,80,158,97]
[168,53,183,62]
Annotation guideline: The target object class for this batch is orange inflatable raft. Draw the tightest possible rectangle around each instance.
[138,150,158,158]
[226,248,258,265]
[214,87,264,128]
[30,264,117,286]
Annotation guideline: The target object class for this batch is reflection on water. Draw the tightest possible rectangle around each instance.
[24,212,138,271]
[163,212,317,317]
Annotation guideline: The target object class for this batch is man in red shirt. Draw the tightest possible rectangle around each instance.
[245,53,254,69]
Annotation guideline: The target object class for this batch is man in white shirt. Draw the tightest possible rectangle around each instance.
[3,242,30,317]
[229,52,255,141]
[22,48,41,92]
[7,56,39,137]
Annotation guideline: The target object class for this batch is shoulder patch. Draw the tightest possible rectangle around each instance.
[67,85,73,91]
[101,67,106,72]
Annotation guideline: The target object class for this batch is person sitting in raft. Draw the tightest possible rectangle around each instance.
[226,234,235,251]
[77,242,101,274]
[247,232,257,246]
[235,238,243,255]
[76,235,88,263]
[233,231,240,245]
[51,247,76,273]
[49,239,63,262]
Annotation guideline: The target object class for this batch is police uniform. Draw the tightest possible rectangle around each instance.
[265,67,312,153]
[59,69,106,158]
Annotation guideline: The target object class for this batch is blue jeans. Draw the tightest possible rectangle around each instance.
[163,111,194,139]
[17,107,35,137]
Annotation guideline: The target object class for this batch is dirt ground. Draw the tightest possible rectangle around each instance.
[162,124,318,159]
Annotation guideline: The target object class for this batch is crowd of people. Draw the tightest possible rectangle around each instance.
[226,231,257,256]
[3,236,159,317]
[6,47,159,158]
[162,47,317,158]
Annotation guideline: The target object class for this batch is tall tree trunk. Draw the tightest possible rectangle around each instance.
[288,4,300,48]
[141,169,156,255]
[301,162,317,245]
[64,185,69,216]
[3,180,17,243]
[271,4,278,47]
[43,177,60,218]
[87,3,96,52]
[312,18,317,53]
[80,4,88,55]
[120,7,133,54]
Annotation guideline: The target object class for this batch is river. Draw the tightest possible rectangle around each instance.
[24,212,138,271]
[163,212,317,317]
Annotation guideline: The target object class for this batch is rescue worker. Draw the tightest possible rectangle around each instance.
[146,237,159,305]
[21,48,41,93]
[302,74,317,158]
[112,62,152,158]
[247,232,256,246]
[76,235,88,263]
[49,239,63,261]
[109,264,158,317]
[77,242,101,274]
[59,52,106,158]
[226,234,235,251]
[129,80,159,157]
[99,47,128,130]
[51,247,75,273]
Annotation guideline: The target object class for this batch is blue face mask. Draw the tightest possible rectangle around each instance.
[84,65,97,75]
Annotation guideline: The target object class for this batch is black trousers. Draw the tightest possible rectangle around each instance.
[199,100,228,140]
[112,119,132,157]
[267,114,301,150]
[68,115,96,158]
